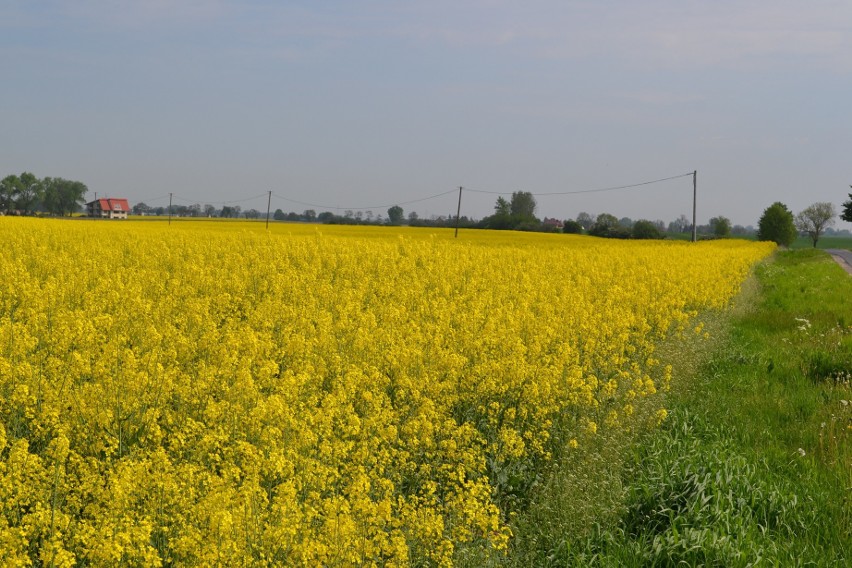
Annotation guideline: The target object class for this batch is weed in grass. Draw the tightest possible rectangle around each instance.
[622,409,813,566]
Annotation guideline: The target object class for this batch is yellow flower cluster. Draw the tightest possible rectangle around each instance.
[0,219,773,565]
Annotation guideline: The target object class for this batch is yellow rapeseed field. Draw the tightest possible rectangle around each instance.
[0,218,774,566]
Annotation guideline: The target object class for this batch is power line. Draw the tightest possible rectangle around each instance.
[128,172,694,214]
[464,172,694,196]
[132,192,270,206]
[131,193,172,204]
[172,192,270,206]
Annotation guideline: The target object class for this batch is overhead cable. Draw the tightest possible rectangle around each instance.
[464,172,694,196]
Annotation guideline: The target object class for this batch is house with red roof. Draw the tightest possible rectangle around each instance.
[542,217,564,230]
[86,198,131,219]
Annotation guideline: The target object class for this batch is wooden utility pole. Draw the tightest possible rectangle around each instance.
[168,192,173,226]
[691,170,697,242]
[454,186,463,238]
[265,191,272,229]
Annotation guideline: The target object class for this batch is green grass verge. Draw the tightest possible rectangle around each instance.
[508,249,852,567]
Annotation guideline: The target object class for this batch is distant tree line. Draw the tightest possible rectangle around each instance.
[0,172,88,216]
[8,171,844,246]
[466,191,743,240]
[260,193,851,244]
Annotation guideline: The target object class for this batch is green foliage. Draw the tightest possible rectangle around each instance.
[576,212,594,230]
[0,174,21,213]
[15,172,41,214]
[842,190,852,224]
[757,202,797,247]
[387,205,404,225]
[510,191,537,221]
[483,204,514,230]
[589,213,630,239]
[709,215,731,237]
[481,193,540,231]
[631,219,662,240]
[495,196,510,217]
[42,177,88,216]
[563,219,583,234]
[1,173,87,216]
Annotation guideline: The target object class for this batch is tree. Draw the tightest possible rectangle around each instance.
[493,196,510,217]
[757,202,797,247]
[589,213,629,238]
[15,172,42,214]
[482,197,514,229]
[273,208,286,221]
[0,175,21,213]
[203,204,216,217]
[563,219,583,234]
[303,209,317,222]
[576,212,594,230]
[632,219,662,239]
[42,177,88,216]
[220,205,240,218]
[387,205,404,225]
[510,191,537,221]
[709,216,731,237]
[667,214,691,234]
[795,202,836,248]
[841,188,852,223]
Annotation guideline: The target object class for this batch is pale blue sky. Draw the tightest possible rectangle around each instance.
[3,1,851,226]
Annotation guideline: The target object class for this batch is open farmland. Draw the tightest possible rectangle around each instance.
[0,219,774,566]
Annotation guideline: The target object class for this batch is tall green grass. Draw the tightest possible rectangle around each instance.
[509,249,851,566]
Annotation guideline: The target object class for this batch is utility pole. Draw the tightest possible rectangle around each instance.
[265,190,272,229]
[168,192,173,225]
[454,186,463,238]
[691,170,697,243]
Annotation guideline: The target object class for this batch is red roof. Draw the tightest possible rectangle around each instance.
[89,198,130,212]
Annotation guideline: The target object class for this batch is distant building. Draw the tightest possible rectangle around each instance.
[543,217,564,230]
[86,198,131,219]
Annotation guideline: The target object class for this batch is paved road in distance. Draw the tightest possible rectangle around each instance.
[826,249,852,275]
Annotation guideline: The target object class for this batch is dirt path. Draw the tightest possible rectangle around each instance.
[826,249,852,275]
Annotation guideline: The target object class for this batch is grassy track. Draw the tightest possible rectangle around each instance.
[509,249,851,567]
